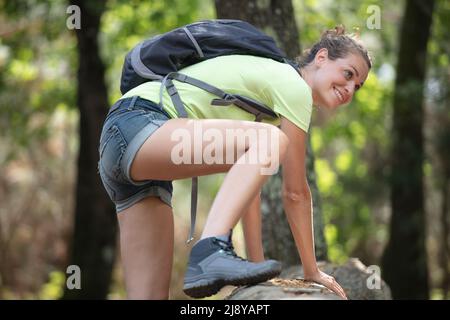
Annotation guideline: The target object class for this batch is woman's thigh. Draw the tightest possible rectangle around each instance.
[130,118,281,181]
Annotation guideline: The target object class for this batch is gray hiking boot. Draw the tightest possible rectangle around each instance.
[183,231,282,298]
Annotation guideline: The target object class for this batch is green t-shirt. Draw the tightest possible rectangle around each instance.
[121,55,313,133]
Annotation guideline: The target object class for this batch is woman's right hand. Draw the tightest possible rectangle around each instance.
[304,269,348,300]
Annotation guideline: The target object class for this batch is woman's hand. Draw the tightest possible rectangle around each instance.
[304,269,348,300]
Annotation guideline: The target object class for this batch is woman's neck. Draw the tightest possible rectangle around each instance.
[298,65,319,107]
[298,65,313,88]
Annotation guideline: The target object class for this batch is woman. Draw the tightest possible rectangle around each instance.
[98,25,371,300]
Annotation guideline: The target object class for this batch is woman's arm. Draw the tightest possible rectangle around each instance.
[280,116,347,299]
[241,192,265,262]
[280,117,318,275]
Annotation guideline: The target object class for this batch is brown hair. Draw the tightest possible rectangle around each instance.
[296,25,372,69]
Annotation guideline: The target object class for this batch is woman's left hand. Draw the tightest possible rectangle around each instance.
[304,269,348,300]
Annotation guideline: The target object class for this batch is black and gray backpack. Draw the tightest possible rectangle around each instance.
[120,19,297,243]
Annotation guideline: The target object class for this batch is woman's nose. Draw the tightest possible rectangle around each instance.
[345,82,355,96]
[342,84,354,103]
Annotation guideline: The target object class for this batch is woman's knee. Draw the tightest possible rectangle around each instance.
[239,124,288,173]
[252,124,289,160]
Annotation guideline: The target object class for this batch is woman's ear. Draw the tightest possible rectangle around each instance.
[314,48,328,67]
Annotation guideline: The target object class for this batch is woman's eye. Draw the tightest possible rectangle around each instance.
[344,70,353,80]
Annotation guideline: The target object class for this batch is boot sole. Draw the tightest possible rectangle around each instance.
[183,267,281,299]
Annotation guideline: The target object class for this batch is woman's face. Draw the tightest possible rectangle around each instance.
[308,48,369,109]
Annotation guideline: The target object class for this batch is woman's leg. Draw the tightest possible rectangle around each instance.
[241,193,265,262]
[118,196,173,299]
[121,118,288,298]
[130,118,289,237]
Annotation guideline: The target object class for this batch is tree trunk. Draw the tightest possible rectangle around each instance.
[440,177,449,299]
[215,0,328,266]
[381,0,434,300]
[63,0,117,299]
[436,118,450,299]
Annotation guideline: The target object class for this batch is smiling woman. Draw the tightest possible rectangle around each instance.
[97,21,371,300]
[296,26,372,109]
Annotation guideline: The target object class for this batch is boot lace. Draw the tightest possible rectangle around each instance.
[212,238,247,261]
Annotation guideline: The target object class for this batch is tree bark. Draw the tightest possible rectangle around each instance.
[214,0,299,58]
[215,0,328,266]
[381,0,434,300]
[63,0,117,299]
[440,177,449,299]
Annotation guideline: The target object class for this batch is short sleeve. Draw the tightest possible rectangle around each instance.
[261,66,313,133]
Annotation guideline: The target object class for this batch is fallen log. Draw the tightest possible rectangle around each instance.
[226,258,392,300]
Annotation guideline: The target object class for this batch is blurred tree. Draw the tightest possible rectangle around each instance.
[381,0,435,299]
[435,99,450,299]
[62,0,117,299]
[0,0,79,298]
[215,0,328,266]
[427,0,450,299]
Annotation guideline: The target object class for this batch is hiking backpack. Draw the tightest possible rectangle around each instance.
[120,19,297,243]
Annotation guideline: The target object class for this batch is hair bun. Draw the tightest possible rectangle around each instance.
[322,25,346,38]
[295,24,372,69]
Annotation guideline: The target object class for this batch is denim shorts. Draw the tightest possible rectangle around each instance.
[97,96,173,213]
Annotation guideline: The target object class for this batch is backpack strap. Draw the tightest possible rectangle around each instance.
[161,72,277,121]
[187,176,198,244]
[211,94,278,121]
[159,73,189,118]
[182,27,204,58]
[169,72,231,102]
[158,73,197,243]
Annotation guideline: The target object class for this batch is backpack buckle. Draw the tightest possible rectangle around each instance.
[211,94,237,106]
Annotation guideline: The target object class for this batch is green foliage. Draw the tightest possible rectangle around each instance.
[324,224,347,263]
[38,271,65,300]
[0,0,76,156]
